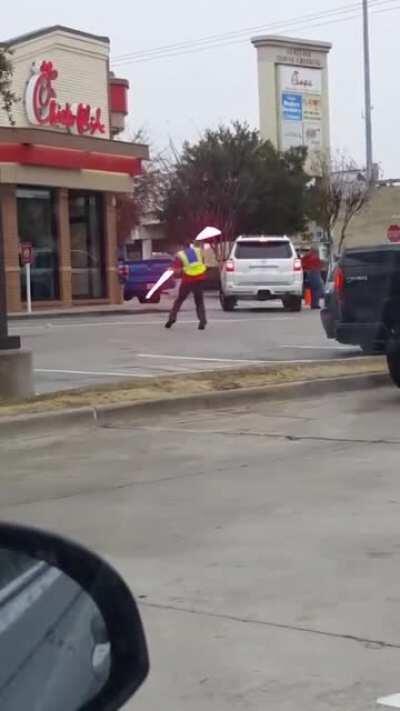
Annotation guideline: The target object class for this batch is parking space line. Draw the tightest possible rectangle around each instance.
[137,354,281,364]
[11,315,295,332]
[279,345,358,351]
[136,353,336,365]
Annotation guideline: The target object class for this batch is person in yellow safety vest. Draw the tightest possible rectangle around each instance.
[165,240,208,330]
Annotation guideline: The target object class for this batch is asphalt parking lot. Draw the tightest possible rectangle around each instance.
[1,384,400,709]
[10,295,362,394]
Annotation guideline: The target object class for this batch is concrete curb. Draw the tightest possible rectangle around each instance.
[0,371,390,438]
[96,372,390,424]
[7,291,217,321]
[8,307,169,321]
[0,407,94,438]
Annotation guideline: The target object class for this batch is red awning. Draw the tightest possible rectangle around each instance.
[0,143,142,176]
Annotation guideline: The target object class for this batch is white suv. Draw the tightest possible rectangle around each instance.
[220,235,303,312]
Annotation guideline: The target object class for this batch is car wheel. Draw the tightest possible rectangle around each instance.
[219,293,236,312]
[387,350,400,387]
[283,296,302,312]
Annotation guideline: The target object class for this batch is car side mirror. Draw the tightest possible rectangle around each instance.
[0,523,149,711]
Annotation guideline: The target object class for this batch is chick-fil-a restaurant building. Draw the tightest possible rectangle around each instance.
[0,25,148,312]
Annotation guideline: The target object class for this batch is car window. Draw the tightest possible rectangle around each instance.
[0,549,37,592]
[344,249,400,268]
[235,241,292,259]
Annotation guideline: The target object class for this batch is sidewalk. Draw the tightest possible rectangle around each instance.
[8,301,170,320]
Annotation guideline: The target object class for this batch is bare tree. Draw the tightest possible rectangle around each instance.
[116,161,166,249]
[336,166,372,253]
[0,47,17,125]
[308,152,372,257]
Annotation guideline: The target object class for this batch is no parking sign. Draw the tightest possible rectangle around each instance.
[20,243,33,313]
[20,243,33,265]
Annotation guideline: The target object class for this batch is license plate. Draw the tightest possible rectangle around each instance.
[249,265,278,270]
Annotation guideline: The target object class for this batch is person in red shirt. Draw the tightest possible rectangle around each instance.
[165,240,208,330]
[302,248,324,310]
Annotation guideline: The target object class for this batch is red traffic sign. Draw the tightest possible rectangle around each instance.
[20,243,33,265]
[387,224,400,243]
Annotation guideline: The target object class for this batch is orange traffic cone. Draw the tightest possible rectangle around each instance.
[304,288,312,307]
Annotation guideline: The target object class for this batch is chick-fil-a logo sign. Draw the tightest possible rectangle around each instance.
[25,60,106,136]
[291,70,313,90]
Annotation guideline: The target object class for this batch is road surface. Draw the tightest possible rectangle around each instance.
[1,384,400,709]
[10,295,361,394]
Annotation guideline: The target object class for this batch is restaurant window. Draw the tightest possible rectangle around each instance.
[69,193,105,299]
[17,187,59,301]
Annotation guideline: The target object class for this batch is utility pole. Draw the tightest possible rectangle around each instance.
[363,0,374,182]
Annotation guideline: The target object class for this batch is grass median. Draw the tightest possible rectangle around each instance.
[0,357,388,420]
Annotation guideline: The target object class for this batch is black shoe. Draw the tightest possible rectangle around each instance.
[198,322,207,330]
[165,318,176,329]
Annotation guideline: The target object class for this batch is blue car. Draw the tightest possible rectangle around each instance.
[118,257,176,303]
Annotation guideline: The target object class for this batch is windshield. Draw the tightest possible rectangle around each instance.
[235,241,292,259]
[1,2,399,710]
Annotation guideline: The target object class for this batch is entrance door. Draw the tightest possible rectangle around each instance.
[17,187,59,301]
[69,193,105,299]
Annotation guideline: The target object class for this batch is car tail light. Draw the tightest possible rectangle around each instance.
[294,258,303,272]
[334,266,345,298]
[225,259,235,273]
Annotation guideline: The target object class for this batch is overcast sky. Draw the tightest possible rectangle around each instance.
[3,0,400,176]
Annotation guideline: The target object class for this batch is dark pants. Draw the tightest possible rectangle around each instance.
[308,270,324,308]
[169,281,206,324]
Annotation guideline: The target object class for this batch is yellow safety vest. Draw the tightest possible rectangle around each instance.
[178,246,207,277]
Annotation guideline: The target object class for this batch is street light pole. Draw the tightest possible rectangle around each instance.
[363,0,374,182]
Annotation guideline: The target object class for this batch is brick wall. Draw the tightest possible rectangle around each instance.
[104,192,123,305]
[1,185,21,312]
[57,188,72,305]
